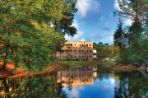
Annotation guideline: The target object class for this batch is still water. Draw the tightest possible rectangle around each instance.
[0,65,148,98]
[57,66,148,98]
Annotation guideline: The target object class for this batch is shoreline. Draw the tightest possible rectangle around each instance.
[54,61,148,73]
[112,64,148,72]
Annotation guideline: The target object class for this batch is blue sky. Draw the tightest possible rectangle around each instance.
[65,0,132,44]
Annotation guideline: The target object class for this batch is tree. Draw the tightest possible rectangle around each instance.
[114,20,127,48]
[95,43,119,61]
[128,18,143,53]
[116,0,146,21]
[115,0,148,65]
[0,0,77,98]
[0,0,77,71]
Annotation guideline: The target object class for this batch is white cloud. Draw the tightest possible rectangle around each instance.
[65,31,84,41]
[110,36,113,42]
[90,0,100,13]
[124,17,133,26]
[64,20,85,41]
[114,0,122,11]
[72,20,78,28]
[114,0,133,26]
[76,0,100,18]
[65,0,100,41]
[76,0,90,17]
[80,38,85,41]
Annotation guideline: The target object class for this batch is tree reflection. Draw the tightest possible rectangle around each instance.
[0,75,66,98]
[114,72,148,98]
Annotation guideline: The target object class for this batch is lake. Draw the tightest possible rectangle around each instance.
[0,65,148,98]
[57,66,148,98]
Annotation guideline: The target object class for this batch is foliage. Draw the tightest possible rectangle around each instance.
[114,0,148,66]
[114,20,127,48]
[0,0,77,71]
[0,0,77,97]
[94,43,119,61]
[116,0,146,20]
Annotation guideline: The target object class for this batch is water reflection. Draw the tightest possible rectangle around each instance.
[57,66,148,98]
[57,66,97,87]
[59,66,116,98]
[0,66,148,98]
[0,75,65,98]
[114,72,148,98]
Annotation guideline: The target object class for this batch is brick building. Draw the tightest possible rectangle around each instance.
[55,41,96,60]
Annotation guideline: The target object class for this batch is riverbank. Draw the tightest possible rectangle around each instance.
[112,64,148,72]
[112,64,137,72]
[53,60,148,73]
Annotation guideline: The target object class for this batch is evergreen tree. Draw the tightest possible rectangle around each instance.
[115,0,148,65]
[114,20,127,48]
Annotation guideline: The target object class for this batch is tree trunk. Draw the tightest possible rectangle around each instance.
[2,51,7,70]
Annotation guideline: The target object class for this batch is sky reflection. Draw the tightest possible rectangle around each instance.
[62,76,116,98]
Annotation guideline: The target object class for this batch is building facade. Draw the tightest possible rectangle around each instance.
[55,41,96,60]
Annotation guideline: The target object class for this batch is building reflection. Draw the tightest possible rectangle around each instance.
[57,66,97,86]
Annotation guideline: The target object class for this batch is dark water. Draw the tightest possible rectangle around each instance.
[57,66,148,98]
